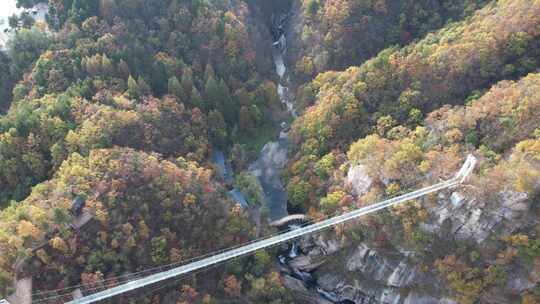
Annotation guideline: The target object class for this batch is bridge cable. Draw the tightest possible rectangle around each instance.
[30,218,320,303]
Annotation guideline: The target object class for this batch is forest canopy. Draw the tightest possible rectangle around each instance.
[0,0,539,303]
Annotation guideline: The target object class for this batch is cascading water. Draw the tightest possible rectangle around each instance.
[271,13,297,119]
[210,12,295,221]
[267,13,378,304]
[247,12,297,221]
[214,11,363,303]
[267,12,349,304]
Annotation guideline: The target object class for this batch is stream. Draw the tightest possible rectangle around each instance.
[267,13,357,304]
[268,12,328,303]
[213,13,293,221]
[246,12,297,221]
[212,11,361,304]
[267,13,373,304]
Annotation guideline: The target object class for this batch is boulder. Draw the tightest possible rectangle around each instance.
[316,273,344,291]
[289,255,326,272]
[378,287,401,304]
[346,165,373,197]
[282,275,308,293]
[346,244,395,282]
[403,292,439,304]
[387,260,419,288]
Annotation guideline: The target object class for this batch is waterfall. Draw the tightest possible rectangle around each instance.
[272,13,297,118]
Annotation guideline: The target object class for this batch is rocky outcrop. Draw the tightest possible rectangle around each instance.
[403,292,457,304]
[347,165,373,197]
[249,137,290,220]
[288,184,538,303]
[386,260,419,288]
[302,241,458,304]
[346,244,396,282]
[287,229,445,303]
[289,255,326,272]
[283,275,309,293]
[428,190,533,243]
[324,242,445,303]
[6,277,32,304]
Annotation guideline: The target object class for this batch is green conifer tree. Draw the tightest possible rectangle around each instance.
[127,75,141,99]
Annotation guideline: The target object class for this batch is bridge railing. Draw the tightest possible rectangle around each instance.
[63,155,476,304]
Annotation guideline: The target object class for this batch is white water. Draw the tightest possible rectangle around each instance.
[272,31,297,118]
[247,14,300,221]
[270,15,354,304]
[275,51,286,78]
[278,84,296,118]
[268,13,344,303]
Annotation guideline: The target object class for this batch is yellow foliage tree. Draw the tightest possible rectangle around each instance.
[50,237,68,253]
[17,220,42,240]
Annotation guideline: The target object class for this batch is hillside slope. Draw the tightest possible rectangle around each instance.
[283,0,540,301]
[286,0,491,84]
[0,0,294,302]
[287,0,540,211]
[0,0,539,303]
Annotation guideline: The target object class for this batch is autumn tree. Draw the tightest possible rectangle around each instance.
[223,275,241,297]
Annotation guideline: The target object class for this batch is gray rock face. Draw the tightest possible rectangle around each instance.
[387,260,419,288]
[289,255,326,272]
[283,275,309,293]
[347,165,373,197]
[378,288,402,304]
[314,297,335,304]
[403,292,439,304]
[250,141,289,177]
[317,273,345,291]
[291,186,537,303]
[314,234,345,255]
[402,292,458,304]
[345,244,425,287]
[290,230,468,304]
[304,242,446,303]
[249,137,290,220]
[501,191,530,212]
[346,244,395,282]
[438,299,459,304]
[431,190,531,243]
[506,273,536,294]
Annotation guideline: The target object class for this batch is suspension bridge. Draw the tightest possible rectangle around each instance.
[10,155,477,304]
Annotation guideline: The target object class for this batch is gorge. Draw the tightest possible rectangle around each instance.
[0,1,538,303]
